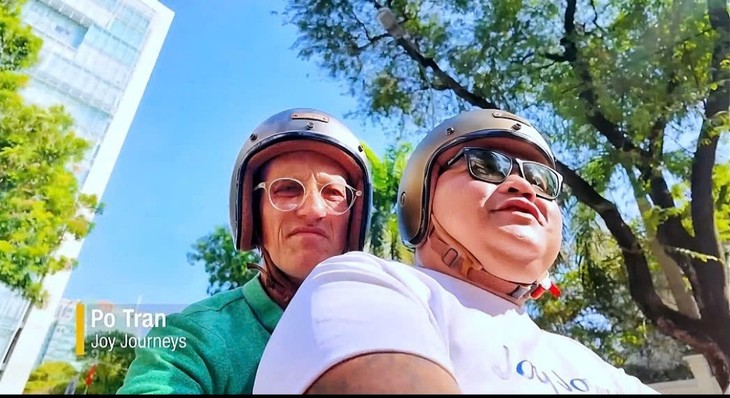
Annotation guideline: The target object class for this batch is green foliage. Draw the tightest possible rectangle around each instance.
[0,0,41,72]
[77,330,137,394]
[371,71,413,118]
[530,204,693,382]
[0,2,98,303]
[186,225,260,296]
[0,86,98,304]
[24,360,79,394]
[641,160,730,248]
[538,0,718,154]
[363,141,413,262]
[280,0,730,384]
[713,162,730,244]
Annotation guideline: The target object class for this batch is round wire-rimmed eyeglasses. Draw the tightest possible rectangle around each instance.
[255,177,362,215]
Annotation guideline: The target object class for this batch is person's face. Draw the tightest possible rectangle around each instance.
[431,138,563,284]
[259,151,352,281]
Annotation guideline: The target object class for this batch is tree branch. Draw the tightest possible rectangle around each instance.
[638,42,697,255]
[558,160,657,305]
[552,1,729,388]
[687,0,730,327]
[371,1,500,110]
[650,174,697,258]
[587,0,608,36]
[389,36,500,109]
[554,0,696,251]
[346,2,389,54]
[548,0,650,159]
[557,159,716,357]
[691,0,729,257]
[354,33,389,53]
[646,70,678,161]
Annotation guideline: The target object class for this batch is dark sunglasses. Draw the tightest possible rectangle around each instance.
[445,147,563,200]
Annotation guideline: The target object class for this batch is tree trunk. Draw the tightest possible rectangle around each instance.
[624,165,700,318]
[374,0,730,389]
[650,239,700,317]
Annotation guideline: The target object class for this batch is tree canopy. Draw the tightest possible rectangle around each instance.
[187,225,260,295]
[0,0,99,303]
[279,0,730,389]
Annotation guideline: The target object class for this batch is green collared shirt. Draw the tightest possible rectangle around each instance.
[117,275,282,394]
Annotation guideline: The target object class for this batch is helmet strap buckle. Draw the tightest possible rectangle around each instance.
[423,215,552,307]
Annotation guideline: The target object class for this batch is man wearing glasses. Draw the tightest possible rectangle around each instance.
[252,109,658,394]
[117,108,372,394]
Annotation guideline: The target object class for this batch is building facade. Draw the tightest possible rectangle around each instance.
[33,299,83,371]
[34,298,145,372]
[0,0,173,393]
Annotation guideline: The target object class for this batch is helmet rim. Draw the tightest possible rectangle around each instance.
[229,108,373,254]
[396,109,556,247]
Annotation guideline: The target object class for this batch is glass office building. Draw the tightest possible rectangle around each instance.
[33,299,83,371]
[34,298,143,371]
[0,0,173,392]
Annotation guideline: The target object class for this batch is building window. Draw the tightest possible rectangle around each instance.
[93,0,118,12]
[22,0,88,49]
[109,18,145,49]
[84,25,140,66]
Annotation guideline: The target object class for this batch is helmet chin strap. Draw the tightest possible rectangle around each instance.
[421,215,558,306]
[249,249,301,309]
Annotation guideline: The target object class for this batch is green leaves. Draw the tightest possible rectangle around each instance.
[0,95,98,303]
[77,330,137,394]
[370,71,413,116]
[363,141,413,263]
[715,163,730,243]
[0,0,99,303]
[282,0,730,384]
[0,0,42,72]
[531,203,693,382]
[186,226,260,296]
[24,330,137,394]
[23,361,79,394]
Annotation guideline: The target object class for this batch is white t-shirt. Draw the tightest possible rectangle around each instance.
[253,251,658,394]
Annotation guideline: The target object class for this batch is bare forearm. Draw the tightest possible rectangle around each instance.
[306,352,460,394]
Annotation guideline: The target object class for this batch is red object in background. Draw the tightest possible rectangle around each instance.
[548,283,562,298]
[84,364,98,386]
[530,285,546,299]
[530,282,561,300]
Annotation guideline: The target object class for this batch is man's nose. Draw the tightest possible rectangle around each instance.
[296,188,328,219]
[498,174,537,201]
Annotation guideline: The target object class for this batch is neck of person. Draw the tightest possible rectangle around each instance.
[258,250,302,309]
[415,222,540,307]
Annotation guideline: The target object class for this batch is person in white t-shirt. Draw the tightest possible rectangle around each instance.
[252,109,659,394]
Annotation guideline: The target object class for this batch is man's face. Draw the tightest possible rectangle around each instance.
[259,151,352,281]
[431,138,563,284]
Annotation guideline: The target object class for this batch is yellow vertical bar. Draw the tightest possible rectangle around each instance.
[75,303,85,356]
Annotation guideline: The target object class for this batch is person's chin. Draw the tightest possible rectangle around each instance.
[290,251,330,271]
[480,252,546,283]
[282,258,318,281]
[483,232,547,268]
[495,224,543,246]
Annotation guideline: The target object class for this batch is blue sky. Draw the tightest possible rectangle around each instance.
[58,0,730,308]
[63,0,388,306]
